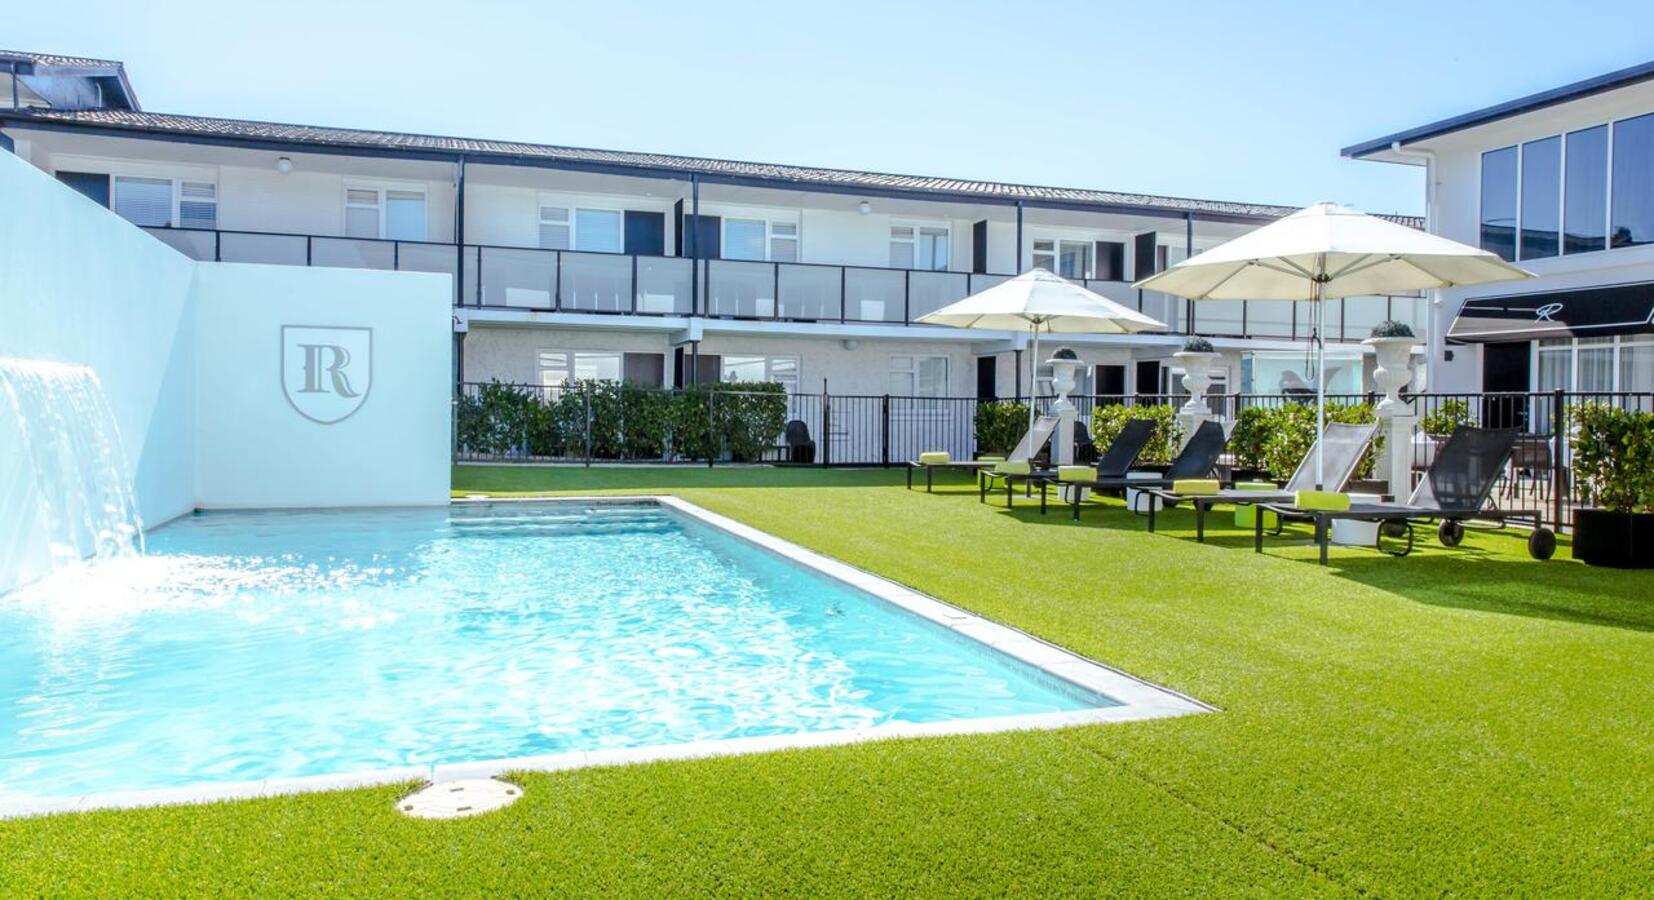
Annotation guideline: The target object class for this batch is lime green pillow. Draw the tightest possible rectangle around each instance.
[1057,465,1096,483]
[1234,481,1277,492]
[918,451,950,466]
[1296,490,1352,511]
[994,460,1032,476]
[1172,479,1221,495]
[976,455,1006,463]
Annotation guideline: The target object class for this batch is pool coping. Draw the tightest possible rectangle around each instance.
[2,496,1211,819]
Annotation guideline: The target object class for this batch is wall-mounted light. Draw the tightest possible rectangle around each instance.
[275,156,293,174]
[842,339,860,350]
[857,201,871,216]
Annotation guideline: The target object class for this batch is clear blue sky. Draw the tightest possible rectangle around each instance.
[11,0,1654,216]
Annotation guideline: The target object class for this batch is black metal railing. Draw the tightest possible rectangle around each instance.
[455,383,1653,532]
[140,226,1425,340]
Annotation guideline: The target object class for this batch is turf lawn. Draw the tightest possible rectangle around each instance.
[2,465,1650,897]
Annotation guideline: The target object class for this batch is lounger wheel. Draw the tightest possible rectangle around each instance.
[1437,520,1465,548]
[1527,527,1557,561]
[1377,521,1414,557]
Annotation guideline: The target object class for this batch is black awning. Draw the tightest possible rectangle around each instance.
[1447,282,1654,343]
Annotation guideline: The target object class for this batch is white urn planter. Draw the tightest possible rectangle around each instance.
[1172,350,1221,416]
[1363,336,1417,417]
[1047,355,1082,412]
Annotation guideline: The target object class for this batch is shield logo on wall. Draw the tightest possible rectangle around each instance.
[281,325,373,424]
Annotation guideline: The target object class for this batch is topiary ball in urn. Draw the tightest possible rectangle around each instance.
[1369,320,1416,339]
[1181,336,1216,353]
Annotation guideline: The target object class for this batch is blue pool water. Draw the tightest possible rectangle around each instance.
[0,502,1111,800]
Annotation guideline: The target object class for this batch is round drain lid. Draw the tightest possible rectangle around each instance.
[399,778,521,819]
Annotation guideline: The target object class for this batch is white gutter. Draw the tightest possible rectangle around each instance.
[1391,140,1441,390]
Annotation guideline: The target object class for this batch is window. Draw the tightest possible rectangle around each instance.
[574,209,622,253]
[1480,145,1518,261]
[1533,336,1654,393]
[890,355,949,403]
[345,186,427,240]
[1519,136,1560,260]
[536,206,622,252]
[111,176,216,229]
[723,218,796,261]
[890,225,949,270]
[539,206,570,249]
[1564,125,1608,254]
[1096,241,1126,281]
[720,355,800,392]
[1031,239,1092,278]
[537,350,623,388]
[1612,113,1654,248]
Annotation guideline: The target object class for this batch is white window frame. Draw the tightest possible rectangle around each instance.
[343,182,428,241]
[889,222,951,271]
[890,354,950,414]
[536,349,625,388]
[722,217,799,262]
[719,354,801,392]
[1530,334,1654,394]
[1029,237,1094,278]
[112,175,218,230]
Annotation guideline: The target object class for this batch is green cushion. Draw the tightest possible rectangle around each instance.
[993,460,1031,476]
[1057,465,1096,483]
[1235,505,1279,529]
[976,455,1006,463]
[1296,490,1352,511]
[1172,479,1221,496]
[1235,481,1277,491]
[918,451,950,466]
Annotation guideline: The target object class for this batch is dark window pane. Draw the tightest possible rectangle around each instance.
[1564,125,1608,254]
[1480,146,1518,261]
[1519,136,1560,260]
[1612,112,1654,248]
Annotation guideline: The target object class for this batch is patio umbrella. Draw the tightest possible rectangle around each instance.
[1134,202,1532,489]
[917,268,1166,430]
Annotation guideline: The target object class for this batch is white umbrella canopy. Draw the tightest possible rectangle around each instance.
[1134,201,1533,300]
[918,269,1166,430]
[1134,201,1534,489]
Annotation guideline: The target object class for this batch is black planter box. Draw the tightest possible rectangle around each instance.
[1572,508,1654,568]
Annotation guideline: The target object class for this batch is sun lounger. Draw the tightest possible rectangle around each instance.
[1021,419,1154,519]
[1143,421,1376,540]
[976,415,1061,502]
[905,451,1006,491]
[1254,426,1557,564]
[1023,420,1226,515]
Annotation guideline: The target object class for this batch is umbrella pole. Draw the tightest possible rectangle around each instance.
[1028,321,1040,434]
[1314,279,1326,491]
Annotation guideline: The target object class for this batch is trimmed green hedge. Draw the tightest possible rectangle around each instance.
[1230,400,1381,482]
[1091,404,1183,465]
[456,381,787,462]
[973,400,1031,456]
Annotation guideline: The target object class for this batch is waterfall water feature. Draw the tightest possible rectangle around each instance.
[0,359,144,580]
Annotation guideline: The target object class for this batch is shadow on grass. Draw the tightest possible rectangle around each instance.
[985,494,1654,634]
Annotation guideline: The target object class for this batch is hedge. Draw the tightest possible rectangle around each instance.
[973,400,1031,456]
[1230,400,1381,482]
[1571,402,1654,513]
[456,381,787,462]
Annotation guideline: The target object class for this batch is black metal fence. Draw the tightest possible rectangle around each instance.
[455,382,1653,530]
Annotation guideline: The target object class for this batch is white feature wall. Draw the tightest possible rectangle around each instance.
[0,150,452,593]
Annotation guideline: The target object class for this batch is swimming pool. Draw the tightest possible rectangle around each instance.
[0,498,1203,812]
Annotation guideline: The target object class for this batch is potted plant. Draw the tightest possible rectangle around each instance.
[1172,336,1221,417]
[1363,320,1417,417]
[1570,402,1654,568]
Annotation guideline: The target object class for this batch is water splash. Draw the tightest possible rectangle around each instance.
[0,358,144,576]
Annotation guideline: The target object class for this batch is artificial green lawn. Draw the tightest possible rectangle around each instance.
[4,466,1650,897]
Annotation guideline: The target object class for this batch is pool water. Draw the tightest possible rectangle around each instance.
[0,502,1112,800]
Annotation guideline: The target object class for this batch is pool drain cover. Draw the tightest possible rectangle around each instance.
[399,779,521,819]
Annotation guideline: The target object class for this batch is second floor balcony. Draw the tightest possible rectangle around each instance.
[141,225,1425,342]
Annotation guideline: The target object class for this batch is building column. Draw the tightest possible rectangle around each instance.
[1015,201,1024,273]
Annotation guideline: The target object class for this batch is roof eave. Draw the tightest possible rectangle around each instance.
[1343,58,1654,161]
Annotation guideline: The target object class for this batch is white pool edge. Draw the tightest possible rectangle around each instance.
[3,495,1211,819]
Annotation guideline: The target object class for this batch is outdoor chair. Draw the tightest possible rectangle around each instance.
[971,415,1061,501]
[1255,426,1557,565]
[1013,420,1226,514]
[1143,421,1377,540]
[783,419,816,464]
[1023,419,1155,519]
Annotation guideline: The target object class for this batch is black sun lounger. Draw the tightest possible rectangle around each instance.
[1022,419,1155,519]
[1028,420,1227,516]
[1144,421,1377,540]
[1255,426,1557,565]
